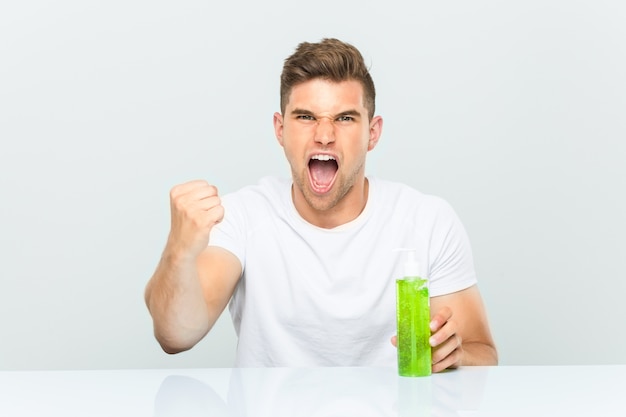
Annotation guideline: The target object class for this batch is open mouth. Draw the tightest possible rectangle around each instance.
[308,154,338,194]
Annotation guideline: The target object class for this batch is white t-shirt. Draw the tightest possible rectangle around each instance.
[209,176,477,367]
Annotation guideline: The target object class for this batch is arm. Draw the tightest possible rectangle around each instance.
[428,284,498,371]
[144,180,241,354]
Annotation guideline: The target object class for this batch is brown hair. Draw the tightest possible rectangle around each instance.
[280,38,376,119]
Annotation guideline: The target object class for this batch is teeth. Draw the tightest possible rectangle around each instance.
[311,154,336,161]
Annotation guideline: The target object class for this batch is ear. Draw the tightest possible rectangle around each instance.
[367,116,383,151]
[273,112,285,147]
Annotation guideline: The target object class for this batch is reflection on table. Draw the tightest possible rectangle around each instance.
[1,365,625,416]
[155,367,487,417]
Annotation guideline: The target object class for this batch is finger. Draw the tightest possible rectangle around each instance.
[429,316,457,348]
[432,345,463,373]
[170,196,224,235]
[429,306,453,333]
[431,332,462,365]
[206,204,225,226]
[185,203,225,229]
[390,335,397,347]
[171,181,218,200]
[188,195,222,212]
[172,190,221,215]
[173,186,219,205]
[170,180,206,197]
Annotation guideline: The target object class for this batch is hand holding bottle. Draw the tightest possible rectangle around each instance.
[390,305,463,373]
[428,306,463,373]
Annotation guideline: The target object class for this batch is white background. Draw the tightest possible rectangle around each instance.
[1,0,624,370]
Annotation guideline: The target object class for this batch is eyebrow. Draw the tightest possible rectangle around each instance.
[290,108,362,118]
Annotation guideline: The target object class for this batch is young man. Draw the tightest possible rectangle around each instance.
[145,38,497,372]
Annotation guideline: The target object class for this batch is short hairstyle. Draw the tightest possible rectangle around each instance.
[280,38,376,119]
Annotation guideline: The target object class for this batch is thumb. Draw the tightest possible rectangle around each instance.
[390,335,398,347]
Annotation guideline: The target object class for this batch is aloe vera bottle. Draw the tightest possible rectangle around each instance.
[396,248,431,377]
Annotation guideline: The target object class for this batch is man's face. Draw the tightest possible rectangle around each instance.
[274,78,382,217]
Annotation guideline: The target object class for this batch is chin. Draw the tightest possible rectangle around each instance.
[304,192,338,212]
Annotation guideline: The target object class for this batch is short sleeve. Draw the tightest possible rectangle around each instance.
[426,198,478,297]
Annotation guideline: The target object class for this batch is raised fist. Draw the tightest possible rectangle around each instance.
[166,180,224,259]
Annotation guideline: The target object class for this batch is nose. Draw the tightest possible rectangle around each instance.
[314,117,335,146]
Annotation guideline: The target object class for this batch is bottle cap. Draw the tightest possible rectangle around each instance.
[394,248,420,278]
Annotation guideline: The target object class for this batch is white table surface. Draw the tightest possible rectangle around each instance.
[1,365,624,416]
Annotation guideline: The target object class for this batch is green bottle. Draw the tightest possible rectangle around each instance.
[396,248,431,377]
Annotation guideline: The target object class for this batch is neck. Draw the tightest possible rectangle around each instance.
[293,177,369,229]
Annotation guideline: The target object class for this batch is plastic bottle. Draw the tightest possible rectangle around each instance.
[395,248,431,377]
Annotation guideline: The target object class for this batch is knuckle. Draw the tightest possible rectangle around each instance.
[210,194,222,206]
[214,205,225,219]
[172,197,188,213]
[169,185,181,200]
[432,346,445,364]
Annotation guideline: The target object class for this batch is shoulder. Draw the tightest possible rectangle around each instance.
[368,177,466,240]
[369,176,453,215]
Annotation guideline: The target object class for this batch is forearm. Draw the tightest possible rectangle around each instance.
[145,251,212,353]
[460,341,498,366]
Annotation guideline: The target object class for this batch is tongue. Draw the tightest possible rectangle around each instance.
[309,159,337,190]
